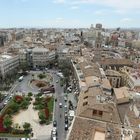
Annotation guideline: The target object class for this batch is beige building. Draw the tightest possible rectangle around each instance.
[120,67,140,91]
[68,117,122,140]
[105,69,122,88]
[99,58,133,71]
[76,86,120,123]
[0,54,19,79]
[113,87,130,104]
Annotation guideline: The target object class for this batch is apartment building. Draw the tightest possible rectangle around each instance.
[120,67,140,91]
[0,54,19,79]
[0,36,4,47]
[19,49,27,64]
[99,58,133,71]
[105,69,122,88]
[32,47,49,68]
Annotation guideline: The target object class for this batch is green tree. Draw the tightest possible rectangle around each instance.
[38,73,46,79]
[3,115,12,129]
[20,100,29,109]
[23,122,31,134]
[28,92,33,97]
[10,102,19,113]
[58,61,72,78]
[39,110,46,124]
[0,92,3,101]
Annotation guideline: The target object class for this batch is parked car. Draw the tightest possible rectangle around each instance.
[65,124,68,131]
[59,103,63,108]
[65,117,68,124]
[64,97,67,102]
[51,128,57,140]
[51,128,57,136]
[40,87,55,93]
[64,113,68,118]
[53,120,57,127]
[64,105,67,113]
[4,100,8,105]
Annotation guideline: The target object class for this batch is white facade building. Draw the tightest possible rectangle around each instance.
[0,54,19,79]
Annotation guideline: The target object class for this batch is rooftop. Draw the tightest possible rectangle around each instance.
[99,58,133,66]
[76,86,121,123]
[0,54,13,62]
[105,69,121,76]
[68,117,122,140]
[32,47,49,52]
[114,87,130,100]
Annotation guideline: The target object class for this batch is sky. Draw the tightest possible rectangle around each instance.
[0,0,140,28]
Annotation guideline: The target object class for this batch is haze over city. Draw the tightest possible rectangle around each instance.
[0,0,140,28]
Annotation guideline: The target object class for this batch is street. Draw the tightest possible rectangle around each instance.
[52,72,67,140]
[1,70,76,140]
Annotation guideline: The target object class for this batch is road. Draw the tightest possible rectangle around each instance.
[1,70,69,140]
[51,71,67,140]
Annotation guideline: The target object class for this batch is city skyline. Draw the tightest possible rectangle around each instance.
[0,0,140,28]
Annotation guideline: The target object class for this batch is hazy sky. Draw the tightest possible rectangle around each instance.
[0,0,140,28]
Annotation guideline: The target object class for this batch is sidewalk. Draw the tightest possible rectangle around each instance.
[67,93,77,109]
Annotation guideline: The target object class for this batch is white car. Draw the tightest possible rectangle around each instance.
[52,128,57,135]
[56,80,59,83]
[4,100,8,105]
[59,103,63,108]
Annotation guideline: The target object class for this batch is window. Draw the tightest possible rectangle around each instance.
[84,96,88,99]
[93,109,97,115]
[83,102,88,106]
[99,111,103,116]
[93,110,103,117]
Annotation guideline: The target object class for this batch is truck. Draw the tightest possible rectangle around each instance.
[39,85,55,93]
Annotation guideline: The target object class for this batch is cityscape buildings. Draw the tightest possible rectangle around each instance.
[0,0,140,139]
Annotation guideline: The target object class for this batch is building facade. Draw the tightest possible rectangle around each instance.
[32,47,49,68]
[0,54,19,79]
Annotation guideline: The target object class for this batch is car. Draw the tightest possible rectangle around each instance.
[45,68,48,71]
[67,87,72,92]
[51,128,57,136]
[64,110,68,114]
[64,105,67,109]
[64,113,68,118]
[40,87,55,93]
[56,80,59,83]
[64,105,67,112]
[59,103,63,108]
[9,95,12,99]
[51,136,57,140]
[65,117,68,124]
[65,124,68,131]
[36,68,40,71]
[4,100,8,105]
[51,128,57,140]
[64,97,67,102]
[53,120,57,127]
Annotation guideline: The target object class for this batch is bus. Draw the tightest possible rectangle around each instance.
[19,76,24,82]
